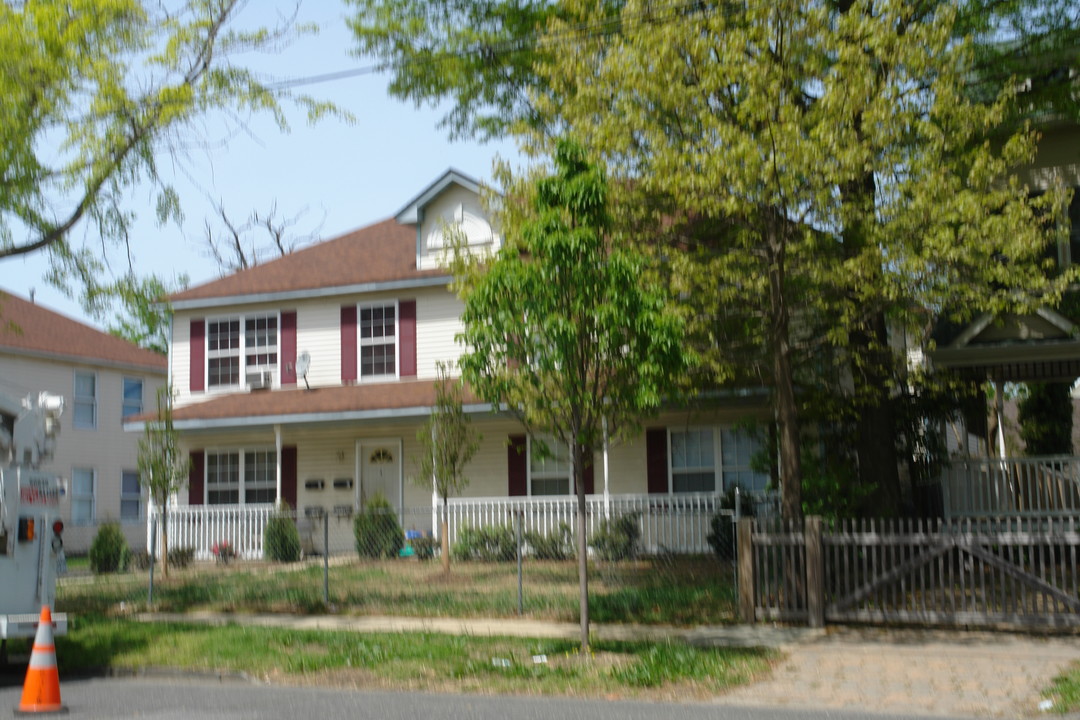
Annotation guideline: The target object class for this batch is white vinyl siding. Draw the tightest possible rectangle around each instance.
[416,291,465,379]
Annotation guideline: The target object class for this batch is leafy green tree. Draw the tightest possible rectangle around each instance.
[0,0,339,300]
[82,274,187,355]
[528,0,1071,519]
[138,386,190,579]
[454,139,691,651]
[414,362,482,573]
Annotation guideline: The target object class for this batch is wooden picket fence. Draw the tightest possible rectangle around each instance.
[739,516,1080,628]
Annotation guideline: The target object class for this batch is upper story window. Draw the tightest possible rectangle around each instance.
[359,303,397,379]
[122,377,143,419]
[73,371,96,429]
[529,435,571,496]
[207,314,278,389]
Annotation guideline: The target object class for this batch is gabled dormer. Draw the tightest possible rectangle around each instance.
[395,169,501,271]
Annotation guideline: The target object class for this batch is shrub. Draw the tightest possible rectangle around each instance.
[454,524,516,562]
[410,535,438,560]
[707,485,756,561]
[589,512,641,561]
[212,540,237,564]
[524,523,573,560]
[167,547,195,569]
[89,521,129,573]
[354,493,403,559]
[264,504,302,563]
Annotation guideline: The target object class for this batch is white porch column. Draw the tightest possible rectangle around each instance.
[602,417,610,519]
[995,380,1007,460]
[275,424,283,506]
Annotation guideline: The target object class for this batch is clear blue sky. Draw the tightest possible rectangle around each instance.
[0,2,521,328]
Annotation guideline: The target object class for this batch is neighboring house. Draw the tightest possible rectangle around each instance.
[157,170,772,557]
[0,291,167,552]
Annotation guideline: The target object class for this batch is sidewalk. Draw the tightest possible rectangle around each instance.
[136,612,1080,718]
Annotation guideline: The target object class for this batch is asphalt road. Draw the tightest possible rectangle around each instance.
[0,677,974,720]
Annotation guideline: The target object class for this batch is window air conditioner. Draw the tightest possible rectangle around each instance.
[246,370,273,390]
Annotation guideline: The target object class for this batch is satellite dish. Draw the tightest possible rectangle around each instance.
[296,351,311,389]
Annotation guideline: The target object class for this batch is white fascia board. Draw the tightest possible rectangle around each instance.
[169,402,496,432]
[170,275,452,312]
[394,169,482,224]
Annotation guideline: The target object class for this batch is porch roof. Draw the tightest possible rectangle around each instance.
[129,379,490,433]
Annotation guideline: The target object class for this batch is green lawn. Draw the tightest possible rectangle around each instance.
[58,555,738,625]
[1046,662,1080,714]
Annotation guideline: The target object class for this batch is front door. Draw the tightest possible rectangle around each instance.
[358,439,401,511]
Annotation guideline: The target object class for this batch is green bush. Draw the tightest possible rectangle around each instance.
[264,505,302,563]
[410,535,438,560]
[453,524,516,562]
[589,513,641,562]
[524,523,573,560]
[89,522,129,573]
[354,493,404,559]
[707,485,756,561]
[167,547,195,569]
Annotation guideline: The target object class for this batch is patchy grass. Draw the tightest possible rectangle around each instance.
[55,614,774,700]
[57,556,738,626]
[1045,662,1080,714]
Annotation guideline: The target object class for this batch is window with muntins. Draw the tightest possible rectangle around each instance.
[205,449,277,505]
[71,467,95,524]
[122,377,143,419]
[720,428,770,493]
[121,470,142,521]
[74,371,96,429]
[529,435,571,496]
[670,428,717,493]
[359,303,397,379]
[207,314,279,388]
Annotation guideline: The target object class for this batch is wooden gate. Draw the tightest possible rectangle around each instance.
[741,516,1080,628]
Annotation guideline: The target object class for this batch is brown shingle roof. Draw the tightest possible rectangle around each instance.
[171,218,447,304]
[0,291,167,372]
[162,379,484,427]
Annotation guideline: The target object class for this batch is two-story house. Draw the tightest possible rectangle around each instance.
[159,170,772,558]
[0,291,167,552]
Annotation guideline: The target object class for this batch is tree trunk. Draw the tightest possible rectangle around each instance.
[440,514,450,574]
[767,216,803,521]
[573,439,589,653]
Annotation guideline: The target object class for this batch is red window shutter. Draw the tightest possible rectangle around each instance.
[188,450,205,505]
[341,305,357,382]
[646,428,668,494]
[190,319,205,392]
[281,311,297,385]
[399,299,417,377]
[281,446,298,509]
[507,434,527,496]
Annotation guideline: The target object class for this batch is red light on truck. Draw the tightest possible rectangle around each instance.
[52,520,63,536]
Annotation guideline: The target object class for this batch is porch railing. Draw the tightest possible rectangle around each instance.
[941,456,1080,518]
[153,504,276,560]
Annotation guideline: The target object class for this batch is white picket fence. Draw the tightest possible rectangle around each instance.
[151,504,277,560]
[941,456,1080,518]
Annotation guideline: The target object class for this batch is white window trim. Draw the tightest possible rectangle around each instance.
[667,426,721,495]
[122,377,143,419]
[71,467,96,525]
[204,446,278,506]
[527,434,573,497]
[120,469,144,523]
[204,312,281,392]
[356,300,401,382]
[73,370,97,430]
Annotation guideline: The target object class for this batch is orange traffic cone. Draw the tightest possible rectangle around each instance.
[15,606,66,715]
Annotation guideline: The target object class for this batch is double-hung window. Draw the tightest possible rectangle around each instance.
[122,377,143,419]
[71,467,95,524]
[670,428,717,493]
[529,435,571,496]
[205,449,277,505]
[719,428,769,493]
[120,470,142,521]
[73,371,96,429]
[358,303,397,379]
[207,314,278,389]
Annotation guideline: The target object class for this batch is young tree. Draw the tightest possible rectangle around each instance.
[529,0,1071,519]
[454,140,692,651]
[414,362,482,573]
[138,387,190,578]
[0,0,340,300]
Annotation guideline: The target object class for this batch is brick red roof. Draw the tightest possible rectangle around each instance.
[0,291,167,372]
[171,218,447,304]
[165,379,484,427]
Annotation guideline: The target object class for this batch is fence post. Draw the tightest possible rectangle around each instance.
[738,517,755,623]
[805,515,824,628]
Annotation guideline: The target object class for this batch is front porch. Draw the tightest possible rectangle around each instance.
[933,456,1080,518]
